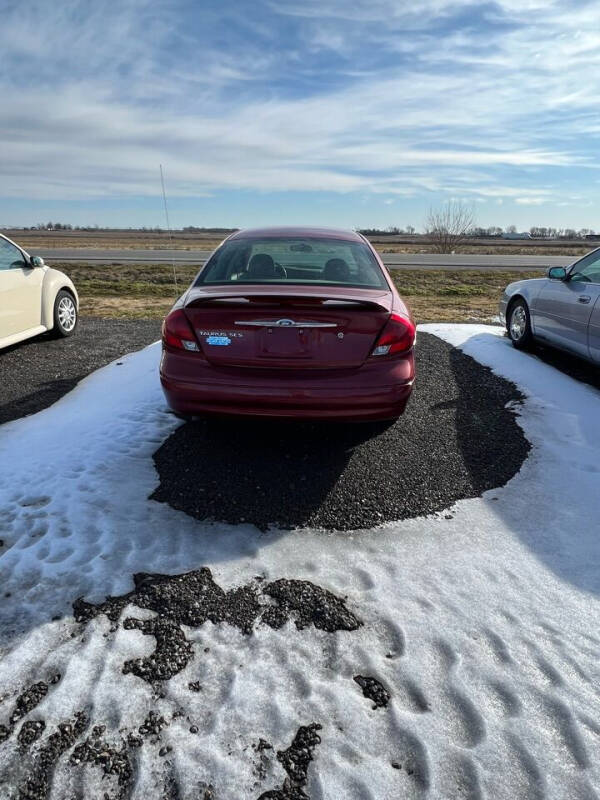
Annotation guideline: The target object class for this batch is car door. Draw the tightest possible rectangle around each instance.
[0,237,44,337]
[589,296,600,364]
[532,249,600,359]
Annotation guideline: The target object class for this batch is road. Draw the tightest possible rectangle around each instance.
[31,247,574,271]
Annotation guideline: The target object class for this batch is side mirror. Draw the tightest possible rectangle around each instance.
[30,255,45,268]
[548,266,567,281]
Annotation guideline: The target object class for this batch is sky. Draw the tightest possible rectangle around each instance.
[0,0,598,230]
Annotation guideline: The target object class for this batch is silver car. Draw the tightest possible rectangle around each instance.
[499,248,600,363]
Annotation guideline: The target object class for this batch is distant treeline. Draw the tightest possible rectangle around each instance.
[3,224,239,233]
[359,225,598,239]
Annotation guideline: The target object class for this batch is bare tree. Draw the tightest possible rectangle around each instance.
[424,201,475,253]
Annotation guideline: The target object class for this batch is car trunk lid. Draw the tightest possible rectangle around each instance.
[184,285,393,369]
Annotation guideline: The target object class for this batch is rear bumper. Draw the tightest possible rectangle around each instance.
[160,349,415,421]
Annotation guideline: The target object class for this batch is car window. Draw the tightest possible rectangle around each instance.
[570,250,600,284]
[196,237,388,289]
[0,238,27,271]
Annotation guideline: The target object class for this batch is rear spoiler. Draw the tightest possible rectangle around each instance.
[185,292,392,312]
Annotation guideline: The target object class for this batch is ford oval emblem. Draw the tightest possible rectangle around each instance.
[276,319,295,326]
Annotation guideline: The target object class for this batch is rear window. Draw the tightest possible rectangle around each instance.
[196,237,388,289]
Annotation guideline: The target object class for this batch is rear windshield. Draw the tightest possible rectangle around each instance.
[196,237,388,289]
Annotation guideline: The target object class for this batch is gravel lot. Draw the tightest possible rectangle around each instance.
[3,319,595,534]
[152,332,530,530]
[0,318,161,425]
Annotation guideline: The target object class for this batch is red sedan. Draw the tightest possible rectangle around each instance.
[160,227,415,421]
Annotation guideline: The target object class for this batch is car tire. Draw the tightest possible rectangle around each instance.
[53,290,78,337]
[507,298,533,350]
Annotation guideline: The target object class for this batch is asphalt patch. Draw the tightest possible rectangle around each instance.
[0,317,161,426]
[74,569,361,683]
[10,682,51,725]
[70,729,133,800]
[123,616,194,682]
[4,706,321,800]
[261,579,361,633]
[9,712,168,800]
[17,721,46,749]
[252,738,274,784]
[18,711,89,800]
[0,676,60,746]
[3,706,176,799]
[353,675,390,709]
[138,711,168,739]
[151,332,530,530]
[258,724,322,800]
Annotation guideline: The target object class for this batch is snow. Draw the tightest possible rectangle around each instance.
[1,326,600,799]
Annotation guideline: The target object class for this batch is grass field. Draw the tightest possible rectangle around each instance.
[56,262,541,323]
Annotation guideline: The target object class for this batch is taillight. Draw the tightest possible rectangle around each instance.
[371,313,415,357]
[162,309,201,352]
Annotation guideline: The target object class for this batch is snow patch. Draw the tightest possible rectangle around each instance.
[0,328,599,798]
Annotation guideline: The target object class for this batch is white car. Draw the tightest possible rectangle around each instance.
[0,232,79,350]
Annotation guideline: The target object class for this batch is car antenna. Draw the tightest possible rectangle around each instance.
[159,164,178,295]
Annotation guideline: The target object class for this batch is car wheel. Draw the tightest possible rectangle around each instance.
[53,290,78,337]
[507,298,533,350]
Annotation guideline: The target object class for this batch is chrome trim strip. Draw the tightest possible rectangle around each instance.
[234,320,338,328]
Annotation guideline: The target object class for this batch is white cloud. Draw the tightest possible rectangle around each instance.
[0,0,598,213]
[515,197,551,205]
